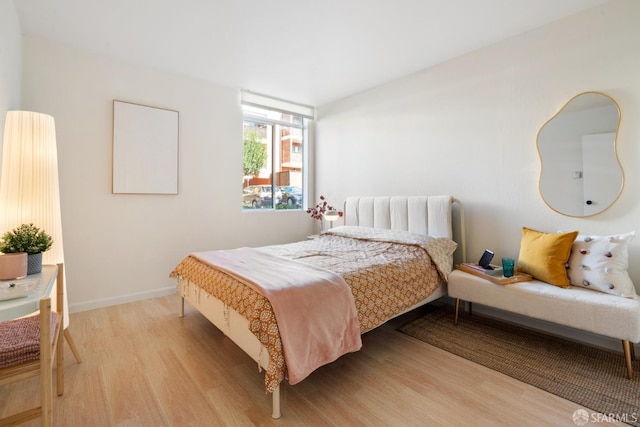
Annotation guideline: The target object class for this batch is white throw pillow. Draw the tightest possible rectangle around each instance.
[567,232,637,299]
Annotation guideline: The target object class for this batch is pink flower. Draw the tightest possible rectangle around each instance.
[306,195,343,220]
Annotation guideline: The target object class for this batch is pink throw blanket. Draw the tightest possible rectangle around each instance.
[191,248,362,384]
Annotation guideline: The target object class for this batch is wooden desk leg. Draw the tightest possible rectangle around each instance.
[40,298,53,427]
[65,329,82,364]
[57,326,64,396]
[56,265,65,395]
[57,264,81,364]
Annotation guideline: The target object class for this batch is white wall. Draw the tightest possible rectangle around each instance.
[14,0,640,347]
[315,0,640,350]
[0,0,22,152]
[21,38,315,311]
[316,2,640,289]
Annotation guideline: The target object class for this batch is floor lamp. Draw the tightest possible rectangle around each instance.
[0,110,81,363]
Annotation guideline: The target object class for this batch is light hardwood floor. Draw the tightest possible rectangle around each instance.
[0,294,627,426]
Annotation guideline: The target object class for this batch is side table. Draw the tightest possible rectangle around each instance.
[0,264,59,322]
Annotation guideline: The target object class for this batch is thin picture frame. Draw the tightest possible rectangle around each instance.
[112,100,179,194]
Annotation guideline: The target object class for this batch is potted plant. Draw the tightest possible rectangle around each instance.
[0,224,53,275]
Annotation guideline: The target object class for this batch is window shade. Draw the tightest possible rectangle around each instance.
[241,91,315,120]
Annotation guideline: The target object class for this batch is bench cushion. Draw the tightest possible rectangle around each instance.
[448,270,640,343]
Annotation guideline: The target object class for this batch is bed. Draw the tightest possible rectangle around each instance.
[170,195,464,418]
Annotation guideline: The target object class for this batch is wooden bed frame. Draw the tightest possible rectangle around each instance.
[177,195,464,418]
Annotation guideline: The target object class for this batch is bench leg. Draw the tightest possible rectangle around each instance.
[454,299,474,325]
[622,340,633,379]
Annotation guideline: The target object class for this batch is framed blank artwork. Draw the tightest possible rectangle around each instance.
[112,100,179,194]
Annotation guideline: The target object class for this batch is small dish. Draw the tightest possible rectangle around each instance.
[0,279,41,301]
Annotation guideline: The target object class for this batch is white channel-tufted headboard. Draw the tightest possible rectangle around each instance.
[343,195,465,261]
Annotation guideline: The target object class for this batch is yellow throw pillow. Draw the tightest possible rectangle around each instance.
[517,227,578,288]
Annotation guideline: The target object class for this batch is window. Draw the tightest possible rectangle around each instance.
[241,92,313,210]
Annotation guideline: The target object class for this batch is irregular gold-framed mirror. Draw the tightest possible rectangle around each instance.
[537,92,623,217]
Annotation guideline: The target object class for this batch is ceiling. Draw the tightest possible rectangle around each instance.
[14,0,613,107]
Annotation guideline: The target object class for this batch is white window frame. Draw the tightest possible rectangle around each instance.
[241,91,314,211]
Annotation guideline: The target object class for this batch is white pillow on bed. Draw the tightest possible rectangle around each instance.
[567,232,637,299]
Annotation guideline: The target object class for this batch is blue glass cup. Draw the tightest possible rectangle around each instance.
[502,258,515,277]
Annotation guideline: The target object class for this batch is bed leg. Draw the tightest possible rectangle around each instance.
[623,340,634,379]
[454,298,460,325]
[179,296,185,318]
[271,384,281,419]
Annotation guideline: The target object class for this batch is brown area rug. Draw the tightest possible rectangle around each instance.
[400,306,640,426]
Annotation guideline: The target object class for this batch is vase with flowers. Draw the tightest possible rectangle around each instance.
[0,223,53,275]
[307,195,343,232]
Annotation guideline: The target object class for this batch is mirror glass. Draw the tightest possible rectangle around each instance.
[537,92,623,217]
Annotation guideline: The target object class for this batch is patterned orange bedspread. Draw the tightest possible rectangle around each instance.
[170,226,456,393]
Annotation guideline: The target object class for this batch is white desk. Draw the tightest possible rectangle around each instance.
[0,264,58,322]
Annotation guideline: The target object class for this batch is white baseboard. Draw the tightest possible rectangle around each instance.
[69,285,176,313]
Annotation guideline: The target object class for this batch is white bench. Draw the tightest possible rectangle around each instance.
[448,269,640,379]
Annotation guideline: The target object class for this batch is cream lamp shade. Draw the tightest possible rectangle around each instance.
[323,209,340,230]
[324,210,340,222]
[0,111,68,328]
